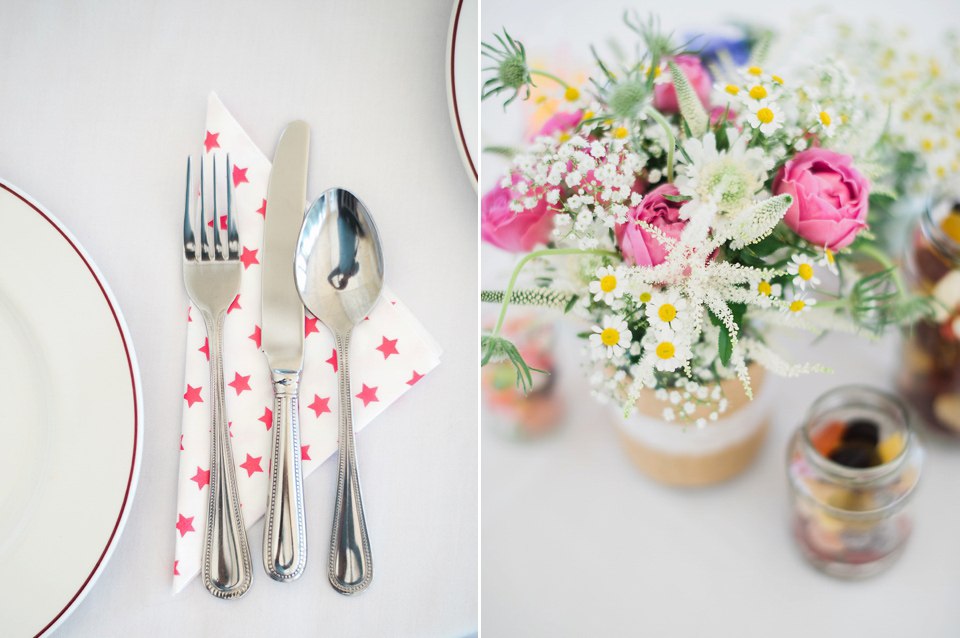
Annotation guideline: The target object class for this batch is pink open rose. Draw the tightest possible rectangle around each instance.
[653,55,711,114]
[773,148,870,250]
[615,183,687,267]
[481,175,557,252]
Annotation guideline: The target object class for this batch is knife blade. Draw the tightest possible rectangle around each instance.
[261,120,310,582]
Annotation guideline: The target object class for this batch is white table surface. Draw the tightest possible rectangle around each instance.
[481,0,960,635]
[0,1,478,636]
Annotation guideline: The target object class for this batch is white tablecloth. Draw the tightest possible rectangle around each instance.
[481,0,960,635]
[0,1,477,636]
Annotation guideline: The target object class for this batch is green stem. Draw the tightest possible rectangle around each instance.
[857,242,907,299]
[645,107,675,183]
[530,69,570,90]
[492,248,618,337]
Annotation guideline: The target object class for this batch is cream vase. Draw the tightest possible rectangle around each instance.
[613,364,770,486]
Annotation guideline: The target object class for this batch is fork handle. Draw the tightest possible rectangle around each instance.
[201,309,252,599]
[263,369,307,581]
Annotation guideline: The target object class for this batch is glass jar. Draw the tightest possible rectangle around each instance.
[787,386,923,579]
[899,198,960,434]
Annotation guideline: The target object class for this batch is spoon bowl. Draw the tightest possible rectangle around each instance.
[294,187,384,595]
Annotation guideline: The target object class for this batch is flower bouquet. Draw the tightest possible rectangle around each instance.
[480,15,931,485]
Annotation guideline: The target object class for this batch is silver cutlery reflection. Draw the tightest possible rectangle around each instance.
[182,154,252,599]
[295,188,384,595]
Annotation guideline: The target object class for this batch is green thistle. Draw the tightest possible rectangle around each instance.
[481,29,534,108]
[668,59,708,137]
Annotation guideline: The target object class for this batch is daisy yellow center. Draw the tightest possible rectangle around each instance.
[583,110,594,120]
[614,126,629,139]
[757,107,774,124]
[656,341,676,360]
[558,132,571,142]
[923,112,935,122]
[772,75,784,84]
[535,95,548,105]
[748,66,763,75]
[758,281,772,296]
[790,300,806,312]
[601,328,620,346]
[725,84,740,95]
[658,304,677,322]
[749,85,767,100]
[798,263,814,280]
[639,292,652,303]
[565,86,580,102]
[825,249,835,264]
[922,139,933,151]
[819,111,831,127]
[600,275,617,292]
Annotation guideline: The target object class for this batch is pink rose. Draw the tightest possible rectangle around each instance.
[709,105,737,128]
[773,148,870,250]
[481,175,557,252]
[653,55,712,114]
[615,183,687,267]
[535,110,582,138]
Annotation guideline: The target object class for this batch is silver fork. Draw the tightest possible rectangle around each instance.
[182,153,252,599]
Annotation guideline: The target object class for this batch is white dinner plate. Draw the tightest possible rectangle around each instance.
[0,181,142,637]
[446,0,478,191]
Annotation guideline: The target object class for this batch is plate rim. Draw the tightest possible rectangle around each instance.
[0,180,143,638]
[446,0,478,191]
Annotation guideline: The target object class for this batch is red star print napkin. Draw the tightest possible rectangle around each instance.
[173,93,442,593]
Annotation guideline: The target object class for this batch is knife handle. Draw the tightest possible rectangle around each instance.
[264,369,308,581]
[201,309,252,599]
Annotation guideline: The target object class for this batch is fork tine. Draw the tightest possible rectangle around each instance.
[226,153,239,259]
[213,154,224,260]
[183,157,196,261]
[200,157,211,261]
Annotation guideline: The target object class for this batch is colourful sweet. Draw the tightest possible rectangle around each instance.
[842,419,880,446]
[941,210,960,244]
[877,432,905,463]
[811,420,846,457]
[828,442,881,468]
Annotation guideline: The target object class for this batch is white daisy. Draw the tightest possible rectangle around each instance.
[818,247,839,275]
[632,283,654,305]
[589,315,632,359]
[755,280,783,308]
[676,129,769,219]
[811,104,837,137]
[646,292,690,331]
[782,293,818,315]
[650,327,693,372]
[589,265,626,305]
[746,99,784,135]
[789,254,821,290]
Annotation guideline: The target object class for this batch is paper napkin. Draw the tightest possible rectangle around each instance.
[173,93,443,593]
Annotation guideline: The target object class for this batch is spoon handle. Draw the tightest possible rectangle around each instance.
[329,328,373,594]
[263,369,307,581]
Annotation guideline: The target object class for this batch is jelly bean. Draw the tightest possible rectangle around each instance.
[812,420,846,457]
[829,442,881,468]
[842,419,880,446]
[877,431,905,463]
[941,212,960,244]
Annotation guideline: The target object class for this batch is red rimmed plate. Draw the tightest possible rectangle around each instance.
[0,181,142,636]
[446,0,478,191]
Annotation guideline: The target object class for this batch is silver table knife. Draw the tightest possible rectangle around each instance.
[261,121,310,581]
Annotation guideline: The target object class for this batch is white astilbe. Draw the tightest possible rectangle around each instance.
[741,337,832,377]
[717,193,794,249]
[752,306,878,337]
[668,59,709,137]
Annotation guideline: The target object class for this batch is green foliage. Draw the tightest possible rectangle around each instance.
[481,29,534,108]
[668,59,708,137]
[480,334,545,394]
[708,302,746,366]
[481,288,576,311]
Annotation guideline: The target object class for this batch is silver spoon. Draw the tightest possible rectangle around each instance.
[294,187,383,595]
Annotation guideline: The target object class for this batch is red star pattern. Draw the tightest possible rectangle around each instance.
[406,371,424,386]
[356,384,379,407]
[240,247,259,269]
[232,164,249,186]
[176,514,195,537]
[228,372,251,395]
[305,316,321,337]
[301,445,311,461]
[205,215,227,230]
[174,560,180,576]
[190,466,210,490]
[255,199,267,217]
[249,325,262,349]
[259,406,273,431]
[183,384,203,407]
[376,336,399,359]
[326,348,338,372]
[308,395,331,417]
[187,307,192,322]
[199,338,209,361]
[180,434,184,451]
[203,131,220,153]
[240,453,263,477]
[228,421,234,438]
[228,294,242,314]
